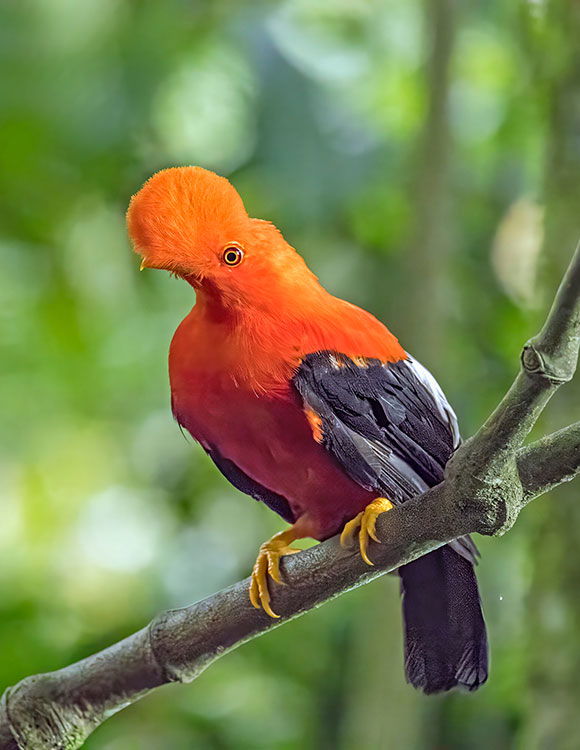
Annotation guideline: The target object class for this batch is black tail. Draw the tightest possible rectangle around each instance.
[399,545,488,694]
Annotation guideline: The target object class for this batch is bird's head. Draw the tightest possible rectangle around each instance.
[127,167,318,311]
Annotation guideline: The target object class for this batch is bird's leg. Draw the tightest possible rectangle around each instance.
[249,517,312,618]
[340,497,394,565]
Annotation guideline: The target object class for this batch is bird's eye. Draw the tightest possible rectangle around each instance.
[222,244,244,266]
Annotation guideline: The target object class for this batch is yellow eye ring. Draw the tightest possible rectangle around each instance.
[222,244,244,266]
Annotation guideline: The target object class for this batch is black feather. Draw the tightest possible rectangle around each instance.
[207,449,296,524]
[400,547,488,693]
[294,351,489,694]
[294,353,455,495]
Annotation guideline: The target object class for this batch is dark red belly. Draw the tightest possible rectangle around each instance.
[173,383,374,540]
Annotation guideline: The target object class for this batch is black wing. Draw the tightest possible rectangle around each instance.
[294,351,460,503]
[294,351,486,691]
[206,448,296,524]
[294,351,476,562]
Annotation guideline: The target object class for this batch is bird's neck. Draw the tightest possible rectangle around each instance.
[171,277,405,394]
[175,278,331,392]
[193,274,327,327]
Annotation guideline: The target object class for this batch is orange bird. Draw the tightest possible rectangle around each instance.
[127,166,488,693]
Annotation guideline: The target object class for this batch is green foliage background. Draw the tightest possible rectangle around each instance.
[1,1,579,748]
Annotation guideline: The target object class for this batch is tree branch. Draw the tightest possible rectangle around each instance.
[475,239,580,451]
[518,422,580,501]
[1,239,579,749]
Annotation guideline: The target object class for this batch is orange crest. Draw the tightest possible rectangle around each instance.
[127,167,248,274]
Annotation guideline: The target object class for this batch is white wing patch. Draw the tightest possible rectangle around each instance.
[406,355,461,449]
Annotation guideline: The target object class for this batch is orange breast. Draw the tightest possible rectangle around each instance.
[171,372,374,540]
[168,292,405,538]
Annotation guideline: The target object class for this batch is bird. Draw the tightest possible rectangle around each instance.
[127,166,488,694]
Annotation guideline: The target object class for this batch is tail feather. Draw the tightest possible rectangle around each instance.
[399,545,488,694]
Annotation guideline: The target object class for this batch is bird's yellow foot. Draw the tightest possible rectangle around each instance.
[340,497,394,565]
[249,529,301,618]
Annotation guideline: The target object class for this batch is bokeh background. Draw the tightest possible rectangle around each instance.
[1,0,580,748]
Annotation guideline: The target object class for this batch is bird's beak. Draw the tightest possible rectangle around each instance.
[139,257,162,271]
[137,255,194,281]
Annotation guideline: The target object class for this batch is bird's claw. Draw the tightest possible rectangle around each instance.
[340,497,394,565]
[249,538,300,618]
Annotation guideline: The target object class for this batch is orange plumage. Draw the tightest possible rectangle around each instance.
[128,168,404,375]
[128,166,404,540]
[127,166,488,693]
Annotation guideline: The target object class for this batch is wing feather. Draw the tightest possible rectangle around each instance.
[294,351,457,501]
[294,350,476,562]
[207,448,296,524]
